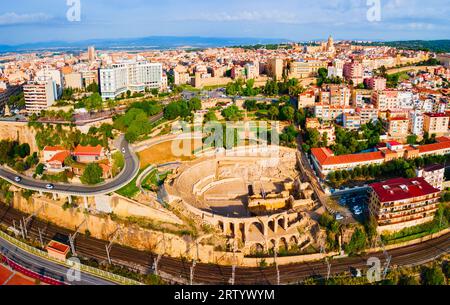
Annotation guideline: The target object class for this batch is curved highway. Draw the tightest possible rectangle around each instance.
[0,136,140,196]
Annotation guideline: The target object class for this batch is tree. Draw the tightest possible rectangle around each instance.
[86,82,99,93]
[64,155,74,166]
[404,168,416,178]
[407,134,418,145]
[280,105,295,122]
[344,227,367,255]
[112,152,125,176]
[204,110,218,123]
[35,163,45,176]
[420,265,446,285]
[80,163,103,185]
[243,100,257,111]
[442,261,450,280]
[16,143,31,158]
[397,275,419,285]
[221,105,243,121]
[85,93,103,112]
[188,97,202,112]
[268,106,279,120]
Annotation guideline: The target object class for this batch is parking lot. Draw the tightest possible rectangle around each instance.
[332,189,370,222]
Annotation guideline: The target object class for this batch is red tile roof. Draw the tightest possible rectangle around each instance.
[418,140,450,154]
[436,136,450,143]
[46,241,70,255]
[370,177,440,203]
[48,151,70,164]
[311,147,384,166]
[73,145,103,156]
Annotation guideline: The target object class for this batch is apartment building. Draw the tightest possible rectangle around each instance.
[23,81,55,114]
[290,60,328,79]
[100,61,163,100]
[372,90,400,111]
[343,61,363,85]
[314,104,355,123]
[320,85,351,107]
[356,106,379,125]
[409,110,424,136]
[305,118,321,129]
[416,164,445,191]
[369,177,441,232]
[245,63,259,79]
[423,113,450,136]
[352,88,372,108]
[267,58,284,81]
[64,72,83,89]
[343,113,361,130]
[386,117,409,139]
[365,77,386,91]
[298,90,316,109]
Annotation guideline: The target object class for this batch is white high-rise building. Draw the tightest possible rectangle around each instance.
[24,81,55,114]
[99,61,163,100]
[36,68,63,99]
[409,110,424,136]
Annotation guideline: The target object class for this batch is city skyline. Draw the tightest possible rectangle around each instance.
[0,0,449,45]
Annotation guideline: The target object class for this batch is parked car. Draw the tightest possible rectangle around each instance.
[335,213,344,220]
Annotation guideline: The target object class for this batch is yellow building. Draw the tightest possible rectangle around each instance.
[423,113,449,136]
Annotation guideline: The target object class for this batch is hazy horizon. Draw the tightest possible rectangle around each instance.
[0,0,449,45]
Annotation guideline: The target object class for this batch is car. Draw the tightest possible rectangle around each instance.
[122,147,126,154]
[14,176,22,182]
[354,209,363,215]
[335,213,344,220]
[45,184,54,190]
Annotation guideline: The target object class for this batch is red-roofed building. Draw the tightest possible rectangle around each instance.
[310,138,449,179]
[310,147,385,179]
[73,145,105,163]
[43,146,66,163]
[369,177,441,232]
[47,151,71,171]
[46,240,70,261]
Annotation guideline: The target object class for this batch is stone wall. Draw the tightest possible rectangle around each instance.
[0,121,38,152]
[110,194,183,225]
[10,192,244,265]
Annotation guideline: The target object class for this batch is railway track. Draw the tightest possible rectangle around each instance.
[0,203,448,285]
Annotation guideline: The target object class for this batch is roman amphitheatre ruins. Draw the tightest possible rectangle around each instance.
[164,144,325,254]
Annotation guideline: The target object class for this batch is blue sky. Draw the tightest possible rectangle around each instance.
[0,0,449,44]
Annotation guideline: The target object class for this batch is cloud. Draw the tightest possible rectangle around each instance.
[179,10,300,24]
[0,12,52,26]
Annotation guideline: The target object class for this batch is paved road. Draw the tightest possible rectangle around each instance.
[0,236,115,285]
[0,136,140,196]
[0,203,448,285]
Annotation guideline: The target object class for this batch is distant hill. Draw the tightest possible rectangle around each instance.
[0,36,291,53]
[354,40,450,53]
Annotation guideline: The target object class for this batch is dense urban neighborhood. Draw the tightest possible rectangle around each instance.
[0,35,449,287]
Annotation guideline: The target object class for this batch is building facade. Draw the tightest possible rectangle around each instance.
[100,61,163,100]
[369,177,441,233]
[23,81,55,114]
